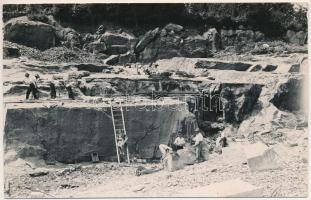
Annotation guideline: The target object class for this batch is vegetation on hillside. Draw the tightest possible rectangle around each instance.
[3,3,307,38]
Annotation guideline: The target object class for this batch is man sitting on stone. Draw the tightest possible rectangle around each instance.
[192,128,204,163]
[173,131,186,151]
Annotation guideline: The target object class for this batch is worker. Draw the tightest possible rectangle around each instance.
[192,128,204,163]
[116,132,128,162]
[33,74,40,99]
[159,144,173,160]
[24,73,33,100]
[173,131,186,150]
[65,81,75,100]
[215,132,228,154]
[186,96,196,113]
[49,78,56,99]
[24,73,39,100]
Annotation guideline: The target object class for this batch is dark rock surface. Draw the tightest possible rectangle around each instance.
[271,77,303,111]
[4,104,187,163]
[221,84,263,123]
[4,17,56,50]
[3,46,20,58]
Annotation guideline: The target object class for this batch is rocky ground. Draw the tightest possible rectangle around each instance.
[4,128,308,198]
[2,9,309,198]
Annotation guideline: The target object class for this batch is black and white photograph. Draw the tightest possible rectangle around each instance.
[1,2,309,198]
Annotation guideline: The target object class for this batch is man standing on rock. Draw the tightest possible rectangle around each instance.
[192,128,204,163]
[24,73,38,100]
[49,78,57,99]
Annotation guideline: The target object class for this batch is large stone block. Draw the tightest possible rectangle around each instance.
[181,179,263,197]
[244,142,278,172]
[222,143,247,165]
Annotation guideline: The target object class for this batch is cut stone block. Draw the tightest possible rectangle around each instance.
[181,179,264,197]
[222,143,247,165]
[244,142,279,172]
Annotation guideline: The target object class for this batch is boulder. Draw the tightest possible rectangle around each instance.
[4,16,56,50]
[177,146,196,165]
[181,35,208,57]
[106,45,129,55]
[221,84,262,123]
[135,27,160,53]
[286,30,307,45]
[100,31,135,46]
[139,34,182,62]
[56,27,81,48]
[164,23,183,33]
[83,40,107,53]
[270,77,303,111]
[238,104,298,139]
[222,143,247,165]
[244,142,279,172]
[3,46,20,58]
[203,28,221,52]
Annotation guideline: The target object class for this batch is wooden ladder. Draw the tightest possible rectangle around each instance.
[111,100,130,164]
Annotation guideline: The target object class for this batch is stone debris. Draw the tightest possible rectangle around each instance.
[181,179,264,197]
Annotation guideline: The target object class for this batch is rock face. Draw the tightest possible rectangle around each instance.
[221,84,262,123]
[4,17,56,50]
[4,103,188,163]
[271,77,303,111]
[238,104,298,138]
[286,30,307,45]
[135,25,229,62]
[221,29,264,47]
[56,27,81,48]
[83,40,107,54]
[135,27,160,53]
[181,35,208,57]
[100,32,137,55]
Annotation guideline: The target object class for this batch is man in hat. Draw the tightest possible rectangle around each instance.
[24,73,39,100]
[173,131,186,151]
[192,128,204,163]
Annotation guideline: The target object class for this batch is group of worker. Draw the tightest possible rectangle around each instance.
[24,73,75,100]
[159,127,206,163]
